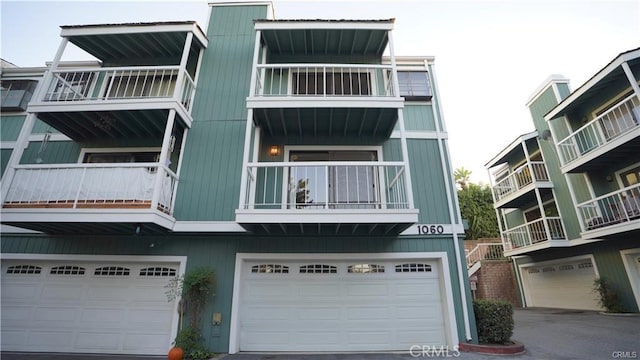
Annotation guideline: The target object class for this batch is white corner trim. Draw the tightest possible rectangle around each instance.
[228,252,459,354]
[620,248,640,310]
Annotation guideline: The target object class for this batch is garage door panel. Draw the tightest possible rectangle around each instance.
[239,258,448,352]
[523,258,599,310]
[0,259,178,355]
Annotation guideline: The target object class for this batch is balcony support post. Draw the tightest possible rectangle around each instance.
[622,62,640,99]
[0,113,37,203]
[151,109,177,211]
[174,32,194,104]
[33,38,68,102]
[170,127,189,213]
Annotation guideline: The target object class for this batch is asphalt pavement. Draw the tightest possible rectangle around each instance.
[2,308,639,360]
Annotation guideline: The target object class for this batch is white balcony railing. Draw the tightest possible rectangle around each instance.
[252,64,396,98]
[492,161,550,202]
[241,161,410,210]
[466,243,504,268]
[557,94,640,166]
[503,217,566,251]
[2,163,177,214]
[39,66,196,112]
[578,183,640,231]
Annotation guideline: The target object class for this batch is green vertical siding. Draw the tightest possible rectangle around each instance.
[173,120,246,220]
[402,104,436,131]
[0,233,476,352]
[1,149,12,177]
[528,86,582,240]
[1,115,25,141]
[557,82,571,100]
[20,141,81,164]
[32,118,61,134]
[407,139,450,223]
[173,4,269,221]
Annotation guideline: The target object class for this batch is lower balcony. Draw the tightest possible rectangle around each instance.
[578,183,640,239]
[1,163,177,234]
[235,161,419,235]
[502,217,567,256]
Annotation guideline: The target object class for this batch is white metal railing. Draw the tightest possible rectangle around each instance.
[466,243,504,268]
[502,217,566,250]
[492,161,550,202]
[557,94,640,166]
[253,64,396,98]
[3,163,177,214]
[241,161,409,210]
[39,66,196,112]
[578,183,640,231]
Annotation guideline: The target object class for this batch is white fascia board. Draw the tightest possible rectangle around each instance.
[0,210,175,228]
[246,97,404,109]
[0,225,42,234]
[545,49,640,120]
[172,221,247,232]
[235,209,419,223]
[254,21,394,31]
[61,23,199,38]
[388,56,436,66]
[485,131,539,168]
[390,130,442,139]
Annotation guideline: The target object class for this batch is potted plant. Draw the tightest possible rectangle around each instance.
[166,266,216,360]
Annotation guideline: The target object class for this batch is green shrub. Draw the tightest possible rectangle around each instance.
[593,277,624,313]
[473,299,514,344]
[173,326,211,360]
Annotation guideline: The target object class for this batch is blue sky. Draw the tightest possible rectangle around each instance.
[2,0,639,183]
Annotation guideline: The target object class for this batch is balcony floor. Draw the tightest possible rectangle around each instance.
[0,208,175,235]
[235,208,418,236]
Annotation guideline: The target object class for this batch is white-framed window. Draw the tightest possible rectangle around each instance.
[397,71,432,101]
[78,147,161,164]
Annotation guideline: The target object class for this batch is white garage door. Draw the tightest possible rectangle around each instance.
[1,259,179,355]
[239,259,447,352]
[522,258,599,311]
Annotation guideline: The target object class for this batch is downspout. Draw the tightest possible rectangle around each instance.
[428,60,472,342]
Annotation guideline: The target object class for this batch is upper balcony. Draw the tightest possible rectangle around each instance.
[27,21,207,141]
[1,163,177,234]
[556,94,640,173]
[491,161,553,208]
[248,19,403,138]
[577,183,640,239]
[235,161,418,235]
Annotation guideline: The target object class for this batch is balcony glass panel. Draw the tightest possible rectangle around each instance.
[557,94,640,166]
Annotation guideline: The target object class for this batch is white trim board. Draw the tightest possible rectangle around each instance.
[228,252,459,354]
[620,248,640,310]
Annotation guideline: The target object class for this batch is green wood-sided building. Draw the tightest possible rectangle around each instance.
[0,2,477,355]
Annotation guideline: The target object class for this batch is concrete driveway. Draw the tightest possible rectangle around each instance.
[3,308,639,360]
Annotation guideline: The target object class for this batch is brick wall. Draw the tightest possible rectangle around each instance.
[471,259,521,307]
